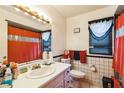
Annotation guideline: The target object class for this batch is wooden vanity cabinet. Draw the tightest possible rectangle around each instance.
[41,67,71,88]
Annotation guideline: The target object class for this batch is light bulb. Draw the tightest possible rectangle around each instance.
[14,7,20,12]
[24,12,29,16]
[38,19,42,22]
[32,16,36,19]
[43,21,47,24]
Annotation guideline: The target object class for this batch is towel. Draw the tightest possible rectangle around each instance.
[79,50,87,63]
[69,50,74,60]
[74,51,80,60]
[69,50,87,64]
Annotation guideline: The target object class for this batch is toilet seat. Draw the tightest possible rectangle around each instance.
[70,70,85,78]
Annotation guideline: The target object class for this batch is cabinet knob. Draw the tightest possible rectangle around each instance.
[67,71,69,73]
[67,81,70,83]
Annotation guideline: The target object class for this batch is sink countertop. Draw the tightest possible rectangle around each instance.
[13,62,71,88]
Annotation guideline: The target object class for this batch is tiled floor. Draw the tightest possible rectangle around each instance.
[71,78,102,88]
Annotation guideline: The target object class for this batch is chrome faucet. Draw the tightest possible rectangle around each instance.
[32,64,41,70]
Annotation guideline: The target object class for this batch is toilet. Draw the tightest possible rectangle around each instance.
[70,70,85,79]
[61,58,86,88]
[70,70,85,88]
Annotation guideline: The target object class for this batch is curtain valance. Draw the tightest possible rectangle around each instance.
[89,19,113,41]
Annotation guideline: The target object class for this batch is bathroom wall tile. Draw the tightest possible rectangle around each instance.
[100,58,103,62]
[109,59,113,62]
[71,56,113,88]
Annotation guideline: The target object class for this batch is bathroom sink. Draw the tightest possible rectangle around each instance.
[26,67,55,79]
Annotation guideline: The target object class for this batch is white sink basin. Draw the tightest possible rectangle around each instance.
[26,67,55,79]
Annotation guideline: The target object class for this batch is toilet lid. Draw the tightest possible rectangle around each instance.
[70,70,85,78]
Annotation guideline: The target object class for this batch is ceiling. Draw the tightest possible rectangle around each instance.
[52,5,108,18]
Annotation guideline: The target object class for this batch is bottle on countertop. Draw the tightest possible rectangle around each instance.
[2,56,8,65]
[10,62,19,80]
[2,64,13,86]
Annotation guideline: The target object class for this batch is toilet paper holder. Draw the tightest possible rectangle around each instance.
[90,65,97,72]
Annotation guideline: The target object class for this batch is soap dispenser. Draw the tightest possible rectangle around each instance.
[2,64,13,86]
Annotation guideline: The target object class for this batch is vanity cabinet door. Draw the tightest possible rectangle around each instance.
[55,80,64,88]
[64,68,70,77]
[64,68,71,88]
[64,77,71,88]
[41,67,71,88]
[42,72,64,88]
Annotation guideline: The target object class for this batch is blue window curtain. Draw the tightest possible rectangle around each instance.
[42,31,51,52]
[89,17,113,55]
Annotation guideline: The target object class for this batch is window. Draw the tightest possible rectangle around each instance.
[89,17,113,55]
[42,30,51,52]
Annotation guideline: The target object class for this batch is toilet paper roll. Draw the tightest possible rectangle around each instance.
[91,67,95,71]
[90,66,96,72]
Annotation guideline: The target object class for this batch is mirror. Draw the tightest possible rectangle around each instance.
[0,5,52,64]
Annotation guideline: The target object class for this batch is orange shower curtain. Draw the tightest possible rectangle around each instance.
[8,26,42,63]
[113,12,124,87]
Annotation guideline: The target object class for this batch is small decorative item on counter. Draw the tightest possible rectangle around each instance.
[10,62,18,69]
[12,68,19,80]
[0,84,12,88]
[63,50,69,59]
[0,62,6,85]
[0,65,6,78]
[0,77,4,85]
[10,62,19,80]
[2,56,8,65]
[2,64,13,86]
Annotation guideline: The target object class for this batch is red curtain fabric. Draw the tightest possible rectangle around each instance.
[114,15,124,78]
[113,12,124,87]
[113,16,121,73]
[112,77,121,88]
[8,26,41,63]
[8,26,40,38]
[121,13,124,78]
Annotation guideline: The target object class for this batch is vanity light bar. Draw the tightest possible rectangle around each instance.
[12,5,51,24]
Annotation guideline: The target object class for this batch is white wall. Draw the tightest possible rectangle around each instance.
[32,5,66,56]
[66,6,117,55]
[0,5,66,61]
